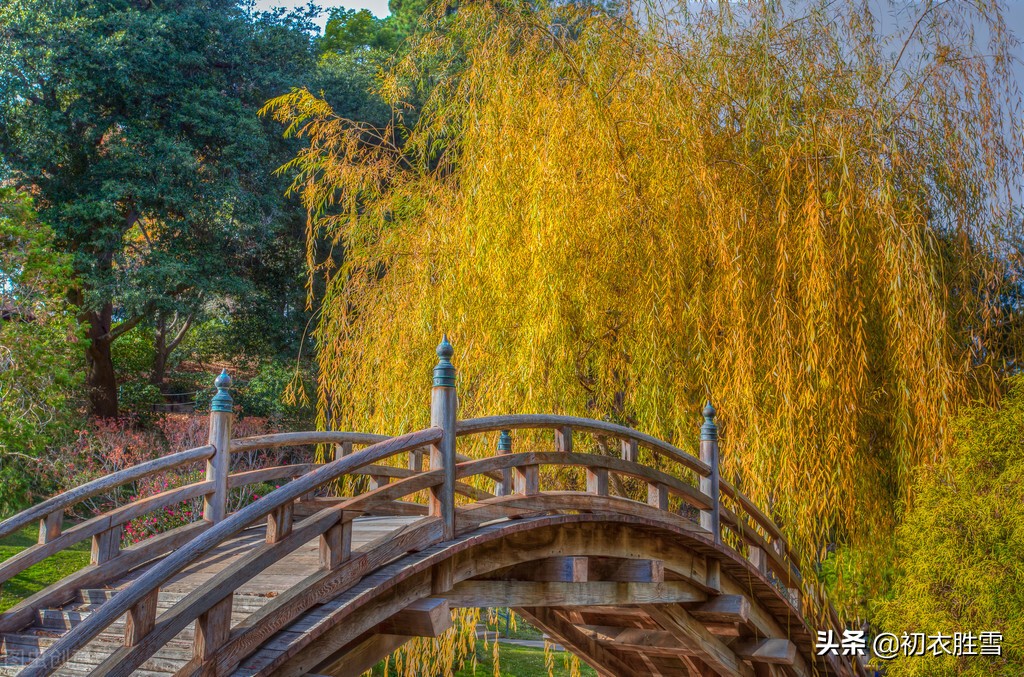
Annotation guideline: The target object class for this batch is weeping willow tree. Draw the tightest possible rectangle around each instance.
[265,0,1022,634]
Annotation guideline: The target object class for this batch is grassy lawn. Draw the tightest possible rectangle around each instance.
[0,523,91,613]
[482,611,544,641]
[368,641,597,677]
[454,643,596,677]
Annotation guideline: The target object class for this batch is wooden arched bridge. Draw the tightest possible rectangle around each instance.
[0,339,865,677]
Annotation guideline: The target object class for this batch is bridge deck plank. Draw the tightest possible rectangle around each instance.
[111,517,419,599]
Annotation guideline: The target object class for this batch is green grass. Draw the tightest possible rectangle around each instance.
[368,642,597,677]
[482,611,544,641]
[454,643,597,677]
[0,523,91,613]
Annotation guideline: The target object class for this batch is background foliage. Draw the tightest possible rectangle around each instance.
[0,0,319,415]
[876,378,1024,675]
[0,188,81,514]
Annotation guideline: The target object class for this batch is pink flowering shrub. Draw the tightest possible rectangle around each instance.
[49,414,312,546]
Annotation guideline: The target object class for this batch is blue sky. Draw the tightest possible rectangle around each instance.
[259,0,1024,38]
[255,0,391,26]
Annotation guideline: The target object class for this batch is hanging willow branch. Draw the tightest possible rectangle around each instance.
[264,0,1023,638]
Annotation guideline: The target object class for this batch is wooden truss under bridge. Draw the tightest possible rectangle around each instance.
[0,338,866,677]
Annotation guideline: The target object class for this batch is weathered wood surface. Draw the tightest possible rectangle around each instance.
[0,481,214,588]
[12,429,442,677]
[0,417,860,677]
[0,512,857,677]
[454,452,713,510]
[456,415,713,477]
[0,517,422,675]
[223,515,850,677]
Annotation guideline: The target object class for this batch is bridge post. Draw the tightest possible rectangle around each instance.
[204,369,234,523]
[700,401,722,591]
[430,336,458,539]
[497,430,513,497]
[699,401,721,542]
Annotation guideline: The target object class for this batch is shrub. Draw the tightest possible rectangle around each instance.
[48,414,312,543]
[875,379,1024,675]
[0,188,82,515]
[234,361,313,422]
[117,381,165,426]
[111,327,155,381]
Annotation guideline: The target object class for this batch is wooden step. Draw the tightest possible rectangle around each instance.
[75,589,116,606]
[1,632,191,674]
[73,588,272,612]
[37,607,255,634]
[9,587,278,674]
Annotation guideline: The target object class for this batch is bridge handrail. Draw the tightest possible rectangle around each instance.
[457,415,798,571]
[457,416,807,607]
[90,425,806,677]
[61,441,725,677]
[228,429,501,482]
[0,444,214,543]
[456,414,712,477]
[18,427,442,677]
[719,478,801,569]
[229,430,390,454]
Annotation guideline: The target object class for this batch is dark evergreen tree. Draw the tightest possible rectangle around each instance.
[0,0,319,415]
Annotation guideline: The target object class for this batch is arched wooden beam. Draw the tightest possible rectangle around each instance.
[230,515,835,677]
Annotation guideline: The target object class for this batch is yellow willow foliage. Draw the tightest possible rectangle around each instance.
[265,0,1023,623]
[372,608,480,677]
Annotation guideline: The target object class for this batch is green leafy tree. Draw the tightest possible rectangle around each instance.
[0,188,82,513]
[0,0,317,415]
[320,7,400,54]
[875,377,1024,675]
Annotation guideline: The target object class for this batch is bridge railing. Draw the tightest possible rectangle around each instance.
[10,336,822,677]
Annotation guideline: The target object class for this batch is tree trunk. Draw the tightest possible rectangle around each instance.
[151,314,167,390]
[84,303,118,418]
[151,310,194,390]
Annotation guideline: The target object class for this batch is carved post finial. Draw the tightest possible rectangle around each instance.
[701,400,717,441]
[211,369,233,413]
[433,334,456,387]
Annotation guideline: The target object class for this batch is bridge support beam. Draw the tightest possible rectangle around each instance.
[518,606,641,677]
[444,580,705,608]
[317,633,410,677]
[315,599,453,677]
[643,603,755,677]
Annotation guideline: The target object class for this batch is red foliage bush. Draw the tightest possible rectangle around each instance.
[49,414,312,545]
